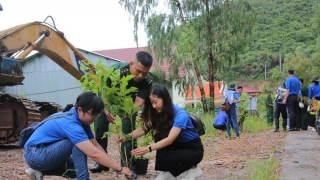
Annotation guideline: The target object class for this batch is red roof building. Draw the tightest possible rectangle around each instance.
[242,87,261,96]
[94,47,186,77]
[185,81,224,105]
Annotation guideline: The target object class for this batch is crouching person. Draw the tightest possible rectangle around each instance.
[213,110,228,131]
[23,91,132,180]
[118,84,204,180]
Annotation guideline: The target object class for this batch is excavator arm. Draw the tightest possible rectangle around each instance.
[0,18,98,144]
[0,20,95,81]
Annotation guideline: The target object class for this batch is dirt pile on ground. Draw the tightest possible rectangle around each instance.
[0,130,286,180]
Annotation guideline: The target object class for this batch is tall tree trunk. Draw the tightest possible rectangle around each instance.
[205,1,215,112]
[194,58,208,113]
[175,0,208,113]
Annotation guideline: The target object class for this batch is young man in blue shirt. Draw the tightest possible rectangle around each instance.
[224,82,245,138]
[283,69,301,131]
[213,110,228,131]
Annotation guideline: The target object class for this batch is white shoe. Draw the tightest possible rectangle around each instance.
[311,128,316,131]
[155,171,177,180]
[25,168,43,180]
[179,166,203,180]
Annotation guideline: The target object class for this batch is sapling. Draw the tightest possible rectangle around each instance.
[79,60,140,178]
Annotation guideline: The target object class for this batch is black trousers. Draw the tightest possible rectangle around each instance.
[308,114,316,127]
[274,105,287,130]
[213,124,226,130]
[155,137,204,177]
[287,95,300,129]
[307,97,320,127]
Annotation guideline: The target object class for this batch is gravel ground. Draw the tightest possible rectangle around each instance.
[0,130,287,180]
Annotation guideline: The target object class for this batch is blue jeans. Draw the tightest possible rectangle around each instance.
[226,104,240,137]
[24,139,89,179]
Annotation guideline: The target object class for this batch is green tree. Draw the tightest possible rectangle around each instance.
[283,50,315,83]
[269,67,284,87]
[119,0,256,112]
[235,0,317,81]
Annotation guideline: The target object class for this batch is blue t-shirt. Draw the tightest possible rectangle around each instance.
[213,111,227,126]
[308,84,320,99]
[24,108,94,149]
[172,104,199,143]
[285,75,300,95]
[234,92,241,108]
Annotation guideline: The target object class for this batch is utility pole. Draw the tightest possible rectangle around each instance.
[264,64,267,79]
[279,53,282,72]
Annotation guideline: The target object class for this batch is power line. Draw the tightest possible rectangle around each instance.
[26,86,81,96]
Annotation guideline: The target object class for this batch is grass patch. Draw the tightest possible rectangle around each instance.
[242,115,272,133]
[198,111,273,136]
[247,155,281,180]
[199,113,217,134]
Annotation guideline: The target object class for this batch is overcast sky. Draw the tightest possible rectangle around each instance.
[0,0,147,51]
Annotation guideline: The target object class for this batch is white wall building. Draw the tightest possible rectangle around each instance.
[2,49,120,108]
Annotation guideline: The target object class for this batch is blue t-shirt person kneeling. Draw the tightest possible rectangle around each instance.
[213,110,228,130]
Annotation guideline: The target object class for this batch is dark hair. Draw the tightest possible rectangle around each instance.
[288,69,294,74]
[140,84,173,140]
[299,78,304,83]
[237,86,243,89]
[135,51,153,67]
[63,104,74,112]
[74,91,104,115]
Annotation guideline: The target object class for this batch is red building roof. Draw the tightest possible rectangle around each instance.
[242,87,261,94]
[94,47,185,77]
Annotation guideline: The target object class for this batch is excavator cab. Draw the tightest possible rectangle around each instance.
[0,56,24,86]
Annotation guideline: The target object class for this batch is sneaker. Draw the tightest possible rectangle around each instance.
[155,171,177,180]
[179,166,203,180]
[311,128,316,131]
[193,166,203,177]
[25,168,43,180]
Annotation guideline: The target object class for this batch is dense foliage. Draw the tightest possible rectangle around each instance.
[204,0,320,83]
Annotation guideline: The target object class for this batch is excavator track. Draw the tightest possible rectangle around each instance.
[34,101,63,120]
[0,93,40,144]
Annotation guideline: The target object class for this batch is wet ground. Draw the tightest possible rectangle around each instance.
[279,130,320,180]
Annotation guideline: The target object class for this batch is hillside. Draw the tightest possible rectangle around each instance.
[212,0,319,81]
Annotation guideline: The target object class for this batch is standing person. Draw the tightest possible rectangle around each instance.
[90,51,153,174]
[307,76,320,130]
[23,92,132,180]
[299,78,308,130]
[283,69,301,131]
[265,89,274,126]
[235,86,243,118]
[118,84,204,180]
[224,82,244,139]
[274,83,288,132]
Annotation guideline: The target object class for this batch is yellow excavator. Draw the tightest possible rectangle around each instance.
[0,16,95,144]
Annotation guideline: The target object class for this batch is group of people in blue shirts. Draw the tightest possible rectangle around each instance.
[213,69,320,136]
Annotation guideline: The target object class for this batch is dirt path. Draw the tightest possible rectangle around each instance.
[279,130,320,180]
[1,130,287,180]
